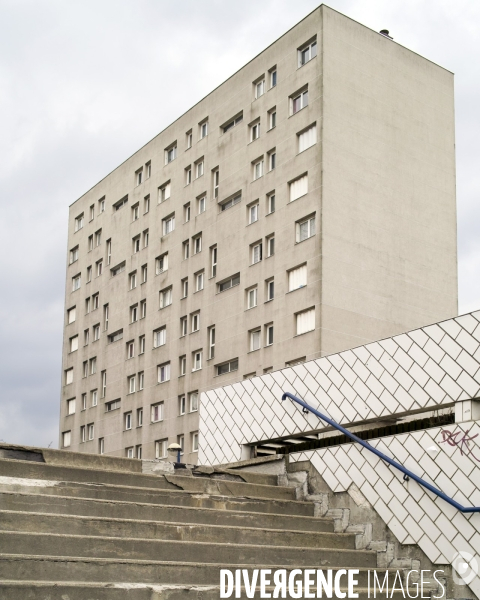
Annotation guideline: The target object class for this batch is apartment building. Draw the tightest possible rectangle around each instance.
[59,5,458,462]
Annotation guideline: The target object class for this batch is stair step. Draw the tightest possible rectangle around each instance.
[0,556,385,586]
[0,459,296,500]
[0,511,353,549]
[0,491,329,532]
[0,531,377,567]
[0,581,418,599]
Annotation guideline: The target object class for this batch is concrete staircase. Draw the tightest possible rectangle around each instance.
[0,446,411,599]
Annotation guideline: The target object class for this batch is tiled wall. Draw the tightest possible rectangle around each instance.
[199,311,480,594]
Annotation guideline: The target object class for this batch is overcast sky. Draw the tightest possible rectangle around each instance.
[0,0,479,449]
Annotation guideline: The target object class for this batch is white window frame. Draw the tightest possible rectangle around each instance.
[159,182,171,202]
[298,123,317,153]
[154,326,166,348]
[156,253,168,274]
[298,39,317,67]
[266,234,275,257]
[266,278,274,301]
[253,159,264,181]
[157,362,171,383]
[255,78,265,99]
[155,439,167,459]
[151,402,164,423]
[195,271,204,292]
[250,329,261,352]
[191,312,200,332]
[192,351,202,372]
[160,287,172,308]
[291,89,309,115]
[125,412,132,430]
[247,287,258,309]
[296,307,316,335]
[197,195,206,214]
[208,326,215,359]
[288,264,307,291]
[63,431,71,448]
[162,214,175,235]
[266,323,274,346]
[165,145,177,164]
[289,174,308,202]
[190,392,199,412]
[250,121,260,141]
[296,215,316,243]
[251,242,262,265]
[196,160,204,178]
[128,376,136,394]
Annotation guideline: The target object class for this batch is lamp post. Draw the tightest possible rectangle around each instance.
[167,443,183,468]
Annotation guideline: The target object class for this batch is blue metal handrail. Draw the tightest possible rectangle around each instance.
[282,391,480,513]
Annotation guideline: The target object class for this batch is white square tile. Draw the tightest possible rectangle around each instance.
[364,341,384,360]
[407,343,429,368]
[352,345,371,362]
[423,358,446,384]
[339,349,356,366]
[423,324,445,344]
[456,314,479,334]
[408,382,429,405]
[388,517,409,543]
[439,373,463,400]
[457,350,480,377]
[457,371,480,397]
[409,329,429,348]
[379,337,399,356]
[457,329,480,355]
[424,378,447,404]
[352,360,370,382]
[379,370,399,394]
[423,338,445,364]
[374,497,393,523]
[439,318,462,339]
[393,333,414,352]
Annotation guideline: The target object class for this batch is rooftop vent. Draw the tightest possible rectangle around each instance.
[379,29,393,39]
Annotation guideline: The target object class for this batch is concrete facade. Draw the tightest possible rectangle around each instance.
[60,5,457,462]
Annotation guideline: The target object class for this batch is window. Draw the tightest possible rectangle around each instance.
[151,402,164,422]
[65,368,73,385]
[87,266,92,283]
[251,242,262,264]
[253,159,263,181]
[144,195,150,213]
[141,265,147,284]
[210,245,217,277]
[80,425,86,442]
[254,78,265,99]
[113,196,128,211]
[90,357,97,374]
[72,274,81,291]
[88,234,94,251]
[158,362,170,383]
[195,271,204,291]
[218,273,240,292]
[108,329,123,343]
[296,215,316,242]
[101,370,106,398]
[85,297,91,314]
[208,326,215,359]
[159,181,171,203]
[96,260,103,277]
[106,239,112,265]
[75,213,84,232]
[155,439,167,459]
[140,299,146,318]
[265,323,274,346]
[111,261,125,277]
[138,372,144,391]
[165,144,177,164]
[289,174,308,202]
[84,329,89,345]
[88,204,94,221]
[154,326,166,348]
[181,277,188,298]
[296,307,315,335]
[129,271,137,289]
[132,203,139,221]
[106,399,121,412]
[266,278,274,301]
[179,355,186,376]
[145,161,151,179]
[298,124,317,153]
[66,398,75,415]
[190,392,199,412]
[222,113,243,133]
[127,340,134,359]
[103,304,109,330]
[82,393,87,410]
[91,389,98,407]
[247,287,257,309]
[268,149,276,171]
[266,234,275,257]
[126,447,134,458]
[197,195,206,214]
[248,203,259,224]
[67,306,76,324]
[95,229,102,246]
[216,359,238,376]
[186,129,192,149]
[250,120,260,141]
[99,198,105,213]
[128,375,136,394]
[93,324,100,341]
[99,438,104,454]
[93,293,99,310]
[268,108,276,130]
[192,431,198,452]
[286,357,306,367]
[184,203,191,222]
[69,335,78,353]
[179,395,186,415]
[298,39,317,66]
[136,445,142,459]
[130,304,138,323]
[137,407,143,425]
[192,350,202,371]
[193,234,202,254]
[250,329,261,351]
[199,120,208,139]
[212,168,219,199]
[220,192,241,212]
[191,312,200,332]
[162,214,175,235]
[62,431,71,448]
[125,412,132,430]
[135,168,143,186]
[183,240,190,260]
[195,159,204,178]
[180,316,188,337]
[87,423,94,441]
[156,253,168,274]
[264,367,273,374]
[288,264,307,291]
[267,192,275,215]
[291,89,308,114]
[143,230,149,248]
[269,67,277,88]
[185,165,192,185]
[133,235,141,254]
[70,246,79,264]
[178,435,185,454]
[139,335,146,354]
[82,361,88,377]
